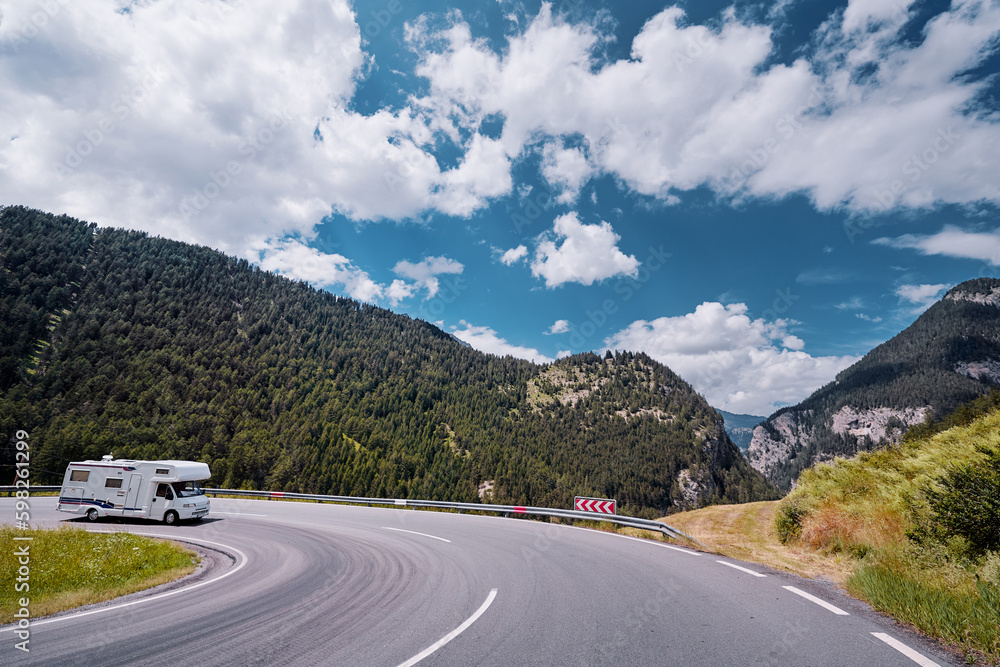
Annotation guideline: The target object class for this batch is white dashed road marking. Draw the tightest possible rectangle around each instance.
[871,633,940,666]
[782,585,850,615]
[716,560,766,577]
[382,527,451,543]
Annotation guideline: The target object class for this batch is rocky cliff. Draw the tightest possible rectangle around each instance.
[747,278,1000,490]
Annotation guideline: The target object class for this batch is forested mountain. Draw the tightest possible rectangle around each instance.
[747,277,1000,490]
[718,410,765,451]
[0,206,777,516]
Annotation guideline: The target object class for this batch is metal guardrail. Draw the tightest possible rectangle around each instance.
[0,485,704,548]
[202,488,705,547]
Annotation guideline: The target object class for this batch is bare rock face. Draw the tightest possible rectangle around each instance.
[746,406,929,486]
[829,406,931,441]
[675,467,718,511]
[477,480,495,501]
[956,360,1000,384]
[946,285,1000,307]
[746,412,812,480]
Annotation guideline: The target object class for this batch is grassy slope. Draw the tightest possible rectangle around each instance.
[667,500,855,582]
[664,409,1000,663]
[787,413,998,553]
[0,526,199,623]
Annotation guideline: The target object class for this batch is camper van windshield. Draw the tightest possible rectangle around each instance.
[171,481,204,498]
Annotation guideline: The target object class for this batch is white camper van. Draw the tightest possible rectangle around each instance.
[56,456,211,524]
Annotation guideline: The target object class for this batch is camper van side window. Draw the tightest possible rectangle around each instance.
[105,478,123,489]
[70,470,89,482]
[156,468,169,475]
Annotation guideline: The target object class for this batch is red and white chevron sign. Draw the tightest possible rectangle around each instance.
[574,496,616,515]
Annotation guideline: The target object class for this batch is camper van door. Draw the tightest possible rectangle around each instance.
[123,473,143,516]
[151,483,174,521]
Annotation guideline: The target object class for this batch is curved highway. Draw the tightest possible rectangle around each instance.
[2,497,957,666]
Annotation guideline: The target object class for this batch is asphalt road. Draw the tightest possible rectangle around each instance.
[1,497,960,666]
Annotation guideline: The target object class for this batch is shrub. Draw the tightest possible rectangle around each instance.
[980,551,1000,588]
[775,501,807,544]
[926,445,1000,553]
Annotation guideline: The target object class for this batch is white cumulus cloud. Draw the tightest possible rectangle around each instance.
[256,239,382,302]
[895,283,951,313]
[499,245,528,265]
[540,140,593,204]
[451,322,554,364]
[530,212,639,288]
[393,256,464,299]
[386,279,418,306]
[546,319,570,335]
[0,0,512,266]
[5,0,998,270]
[875,226,1000,265]
[604,302,858,415]
[408,1,1000,213]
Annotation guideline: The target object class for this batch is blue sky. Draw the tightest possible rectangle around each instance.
[2,0,999,415]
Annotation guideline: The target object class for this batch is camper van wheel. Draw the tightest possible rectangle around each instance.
[163,511,178,526]
[86,509,99,522]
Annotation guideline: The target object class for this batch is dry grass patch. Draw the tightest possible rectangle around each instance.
[664,500,855,583]
[799,504,908,557]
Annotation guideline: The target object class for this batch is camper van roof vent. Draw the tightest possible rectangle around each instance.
[101,454,114,461]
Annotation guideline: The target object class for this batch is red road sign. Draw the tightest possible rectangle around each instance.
[574,496,616,515]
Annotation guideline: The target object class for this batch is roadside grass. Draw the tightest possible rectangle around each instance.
[0,526,199,624]
[673,410,1000,663]
[665,500,856,582]
[848,555,1000,659]
[785,411,1000,663]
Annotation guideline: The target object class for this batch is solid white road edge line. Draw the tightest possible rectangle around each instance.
[871,633,941,666]
[782,585,850,615]
[397,588,498,667]
[382,527,452,543]
[0,533,249,632]
[211,511,268,516]
[561,524,701,555]
[716,560,766,577]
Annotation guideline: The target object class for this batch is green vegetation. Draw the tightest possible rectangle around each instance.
[924,445,1000,553]
[775,407,1000,662]
[904,388,1000,444]
[0,206,776,515]
[849,561,1000,660]
[0,526,198,623]
[756,279,1000,490]
[774,501,806,545]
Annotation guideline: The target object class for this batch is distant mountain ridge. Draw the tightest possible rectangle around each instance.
[718,410,765,451]
[0,206,777,515]
[747,278,1000,490]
